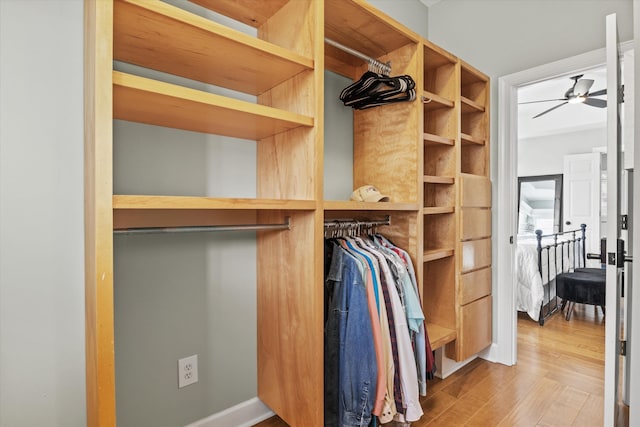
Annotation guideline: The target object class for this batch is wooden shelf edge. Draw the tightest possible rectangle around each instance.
[113,71,314,140]
[423,175,454,184]
[426,323,457,350]
[423,207,454,215]
[460,132,485,146]
[424,132,455,146]
[423,248,454,262]
[113,195,317,210]
[323,201,419,211]
[461,96,485,112]
[422,90,454,109]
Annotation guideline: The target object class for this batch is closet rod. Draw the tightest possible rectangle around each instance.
[324,215,391,229]
[324,37,391,75]
[114,217,291,235]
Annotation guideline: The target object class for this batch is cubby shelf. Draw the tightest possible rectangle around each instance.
[424,175,454,185]
[461,132,485,145]
[113,71,314,140]
[114,0,313,95]
[461,96,485,113]
[423,207,455,215]
[423,248,455,262]
[426,322,457,350]
[422,90,455,110]
[424,133,455,146]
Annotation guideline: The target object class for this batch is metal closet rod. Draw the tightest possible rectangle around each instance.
[325,37,392,75]
[323,215,391,229]
[114,217,291,235]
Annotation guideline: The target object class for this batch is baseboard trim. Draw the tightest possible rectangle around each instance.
[184,397,274,427]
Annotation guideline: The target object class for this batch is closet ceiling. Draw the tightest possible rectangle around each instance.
[518,66,607,140]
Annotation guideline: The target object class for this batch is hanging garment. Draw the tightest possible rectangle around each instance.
[324,242,377,427]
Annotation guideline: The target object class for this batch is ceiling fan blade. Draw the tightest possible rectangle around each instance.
[518,98,567,105]
[583,97,607,108]
[532,102,568,118]
[588,88,606,97]
[573,79,594,96]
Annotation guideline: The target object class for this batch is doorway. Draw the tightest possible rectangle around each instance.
[493,41,633,367]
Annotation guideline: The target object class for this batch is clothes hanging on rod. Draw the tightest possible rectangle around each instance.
[324,219,435,426]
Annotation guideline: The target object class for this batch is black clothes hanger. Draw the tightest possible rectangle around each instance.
[339,71,416,110]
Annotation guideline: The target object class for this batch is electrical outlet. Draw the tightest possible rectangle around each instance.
[178,354,198,388]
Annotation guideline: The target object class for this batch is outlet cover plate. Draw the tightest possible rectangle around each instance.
[178,354,198,388]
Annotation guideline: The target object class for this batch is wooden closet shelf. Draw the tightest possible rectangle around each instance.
[114,0,313,96]
[423,248,455,262]
[461,96,485,113]
[461,133,485,146]
[113,195,316,211]
[323,201,419,211]
[423,207,454,215]
[424,175,454,185]
[189,0,288,28]
[423,132,455,146]
[113,71,314,140]
[324,0,420,66]
[422,91,454,110]
[426,323,457,350]
[423,41,457,71]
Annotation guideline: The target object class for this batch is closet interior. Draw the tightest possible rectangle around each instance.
[84,0,491,426]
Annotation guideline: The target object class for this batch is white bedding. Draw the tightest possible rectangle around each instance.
[516,235,574,321]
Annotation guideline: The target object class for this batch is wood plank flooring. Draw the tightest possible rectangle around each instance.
[254,304,610,427]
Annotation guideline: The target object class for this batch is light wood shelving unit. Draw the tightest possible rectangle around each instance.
[84,1,491,425]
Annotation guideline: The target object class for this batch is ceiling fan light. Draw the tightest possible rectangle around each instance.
[568,96,586,104]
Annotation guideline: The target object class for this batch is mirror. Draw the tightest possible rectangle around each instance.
[517,174,563,235]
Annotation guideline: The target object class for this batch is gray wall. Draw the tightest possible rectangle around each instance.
[518,127,607,176]
[0,1,86,426]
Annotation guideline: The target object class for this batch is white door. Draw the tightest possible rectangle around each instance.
[563,152,601,265]
[604,12,624,427]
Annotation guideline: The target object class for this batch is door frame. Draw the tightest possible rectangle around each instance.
[493,40,634,367]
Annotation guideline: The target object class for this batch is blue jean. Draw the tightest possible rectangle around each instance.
[325,242,377,427]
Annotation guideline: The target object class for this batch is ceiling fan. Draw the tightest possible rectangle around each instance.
[520,74,607,118]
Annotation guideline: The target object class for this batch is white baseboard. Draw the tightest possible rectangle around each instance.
[184,397,274,427]
[433,348,477,379]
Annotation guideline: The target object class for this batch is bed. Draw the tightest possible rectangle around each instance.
[516,225,587,325]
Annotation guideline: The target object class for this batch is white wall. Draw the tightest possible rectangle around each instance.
[518,126,607,177]
[0,1,86,426]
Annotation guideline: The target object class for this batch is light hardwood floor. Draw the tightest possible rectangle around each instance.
[255,303,612,426]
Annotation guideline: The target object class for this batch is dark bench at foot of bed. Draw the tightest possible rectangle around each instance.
[556,269,606,320]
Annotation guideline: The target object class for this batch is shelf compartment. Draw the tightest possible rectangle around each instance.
[424,108,456,140]
[461,144,489,176]
[323,201,419,211]
[424,179,455,209]
[113,71,313,140]
[424,212,455,251]
[461,60,489,107]
[424,144,456,177]
[424,133,454,146]
[113,0,313,96]
[324,0,420,78]
[423,256,456,331]
[426,322,457,350]
[423,41,457,101]
[422,90,454,111]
